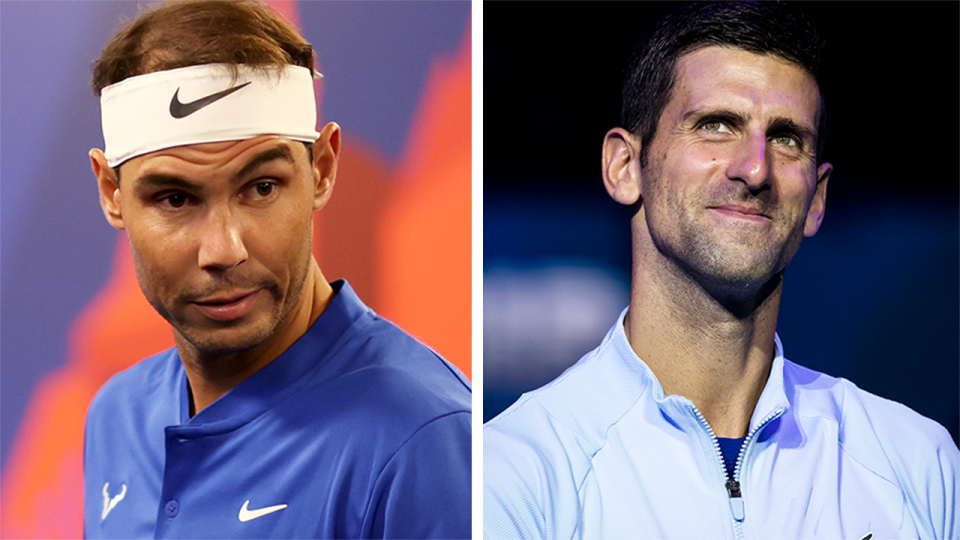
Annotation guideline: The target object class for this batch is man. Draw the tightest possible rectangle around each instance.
[83,1,471,538]
[483,3,958,539]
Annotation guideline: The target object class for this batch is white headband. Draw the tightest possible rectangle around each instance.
[100,64,320,167]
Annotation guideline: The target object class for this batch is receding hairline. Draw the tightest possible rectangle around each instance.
[92,0,315,95]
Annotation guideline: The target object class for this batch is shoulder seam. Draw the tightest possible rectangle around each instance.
[575,387,646,495]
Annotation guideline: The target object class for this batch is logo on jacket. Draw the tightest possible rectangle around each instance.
[101,482,127,520]
[238,499,288,522]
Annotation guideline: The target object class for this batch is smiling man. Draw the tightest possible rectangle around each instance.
[483,3,957,539]
[83,1,470,538]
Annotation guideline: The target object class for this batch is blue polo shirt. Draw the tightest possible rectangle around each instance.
[84,280,471,538]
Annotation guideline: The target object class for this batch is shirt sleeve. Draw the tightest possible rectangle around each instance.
[932,431,959,540]
[483,426,548,540]
[362,411,472,539]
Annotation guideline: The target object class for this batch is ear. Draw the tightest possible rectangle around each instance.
[803,161,831,237]
[90,149,125,230]
[602,128,642,206]
[311,122,341,211]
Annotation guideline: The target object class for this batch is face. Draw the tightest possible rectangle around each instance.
[640,46,831,289]
[98,136,324,356]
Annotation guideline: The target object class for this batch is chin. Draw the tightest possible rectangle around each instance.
[672,242,788,293]
[177,322,277,358]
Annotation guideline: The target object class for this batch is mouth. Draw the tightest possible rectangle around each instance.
[707,204,771,222]
[191,290,260,322]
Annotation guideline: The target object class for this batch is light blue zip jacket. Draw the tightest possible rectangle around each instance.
[484,309,958,539]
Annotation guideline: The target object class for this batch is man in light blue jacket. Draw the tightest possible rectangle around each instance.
[483,3,959,539]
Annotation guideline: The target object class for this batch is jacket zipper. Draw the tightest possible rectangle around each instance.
[690,405,786,540]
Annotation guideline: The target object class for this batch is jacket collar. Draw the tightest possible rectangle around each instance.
[610,307,791,436]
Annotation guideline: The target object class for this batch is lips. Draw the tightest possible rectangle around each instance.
[708,204,770,222]
[191,290,260,322]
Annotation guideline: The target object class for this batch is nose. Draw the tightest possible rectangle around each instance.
[725,130,771,190]
[197,206,248,271]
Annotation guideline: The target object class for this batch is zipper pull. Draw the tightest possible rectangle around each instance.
[726,480,744,522]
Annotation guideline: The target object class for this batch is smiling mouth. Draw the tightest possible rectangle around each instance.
[192,291,260,322]
[708,205,770,222]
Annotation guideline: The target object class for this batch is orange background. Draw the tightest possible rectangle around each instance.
[0,2,471,537]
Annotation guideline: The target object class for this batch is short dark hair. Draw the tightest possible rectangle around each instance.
[92,0,315,95]
[622,1,829,166]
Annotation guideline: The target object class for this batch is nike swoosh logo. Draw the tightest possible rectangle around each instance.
[169,82,251,119]
[238,499,288,522]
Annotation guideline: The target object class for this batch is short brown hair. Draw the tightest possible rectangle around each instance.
[92,0,315,95]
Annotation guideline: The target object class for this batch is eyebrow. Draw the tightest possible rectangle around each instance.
[766,116,817,147]
[684,108,817,146]
[132,145,298,195]
[134,173,202,195]
[236,146,296,180]
[683,108,748,127]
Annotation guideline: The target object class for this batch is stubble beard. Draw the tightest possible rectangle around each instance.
[641,162,805,308]
[133,239,314,360]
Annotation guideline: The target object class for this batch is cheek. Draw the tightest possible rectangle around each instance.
[131,231,182,269]
[685,140,733,184]
[773,161,819,211]
[248,205,314,276]
[125,213,201,293]
[649,145,718,205]
[128,233,187,311]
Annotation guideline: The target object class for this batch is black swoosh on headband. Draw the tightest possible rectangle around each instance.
[169,82,251,119]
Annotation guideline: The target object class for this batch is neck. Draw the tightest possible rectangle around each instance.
[625,221,781,438]
[177,258,334,416]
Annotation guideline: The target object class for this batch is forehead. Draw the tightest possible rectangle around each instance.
[667,46,821,128]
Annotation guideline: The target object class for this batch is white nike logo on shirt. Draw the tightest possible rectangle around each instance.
[101,482,126,520]
[238,499,288,522]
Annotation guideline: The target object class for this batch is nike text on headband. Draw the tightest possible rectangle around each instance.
[99,63,320,168]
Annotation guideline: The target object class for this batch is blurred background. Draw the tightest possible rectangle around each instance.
[1,1,470,536]
[484,1,960,451]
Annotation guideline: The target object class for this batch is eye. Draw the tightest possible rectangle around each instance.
[158,192,189,208]
[700,120,732,133]
[771,134,799,147]
[243,180,278,200]
[254,182,274,197]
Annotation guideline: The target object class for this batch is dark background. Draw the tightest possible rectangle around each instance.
[484,2,960,444]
